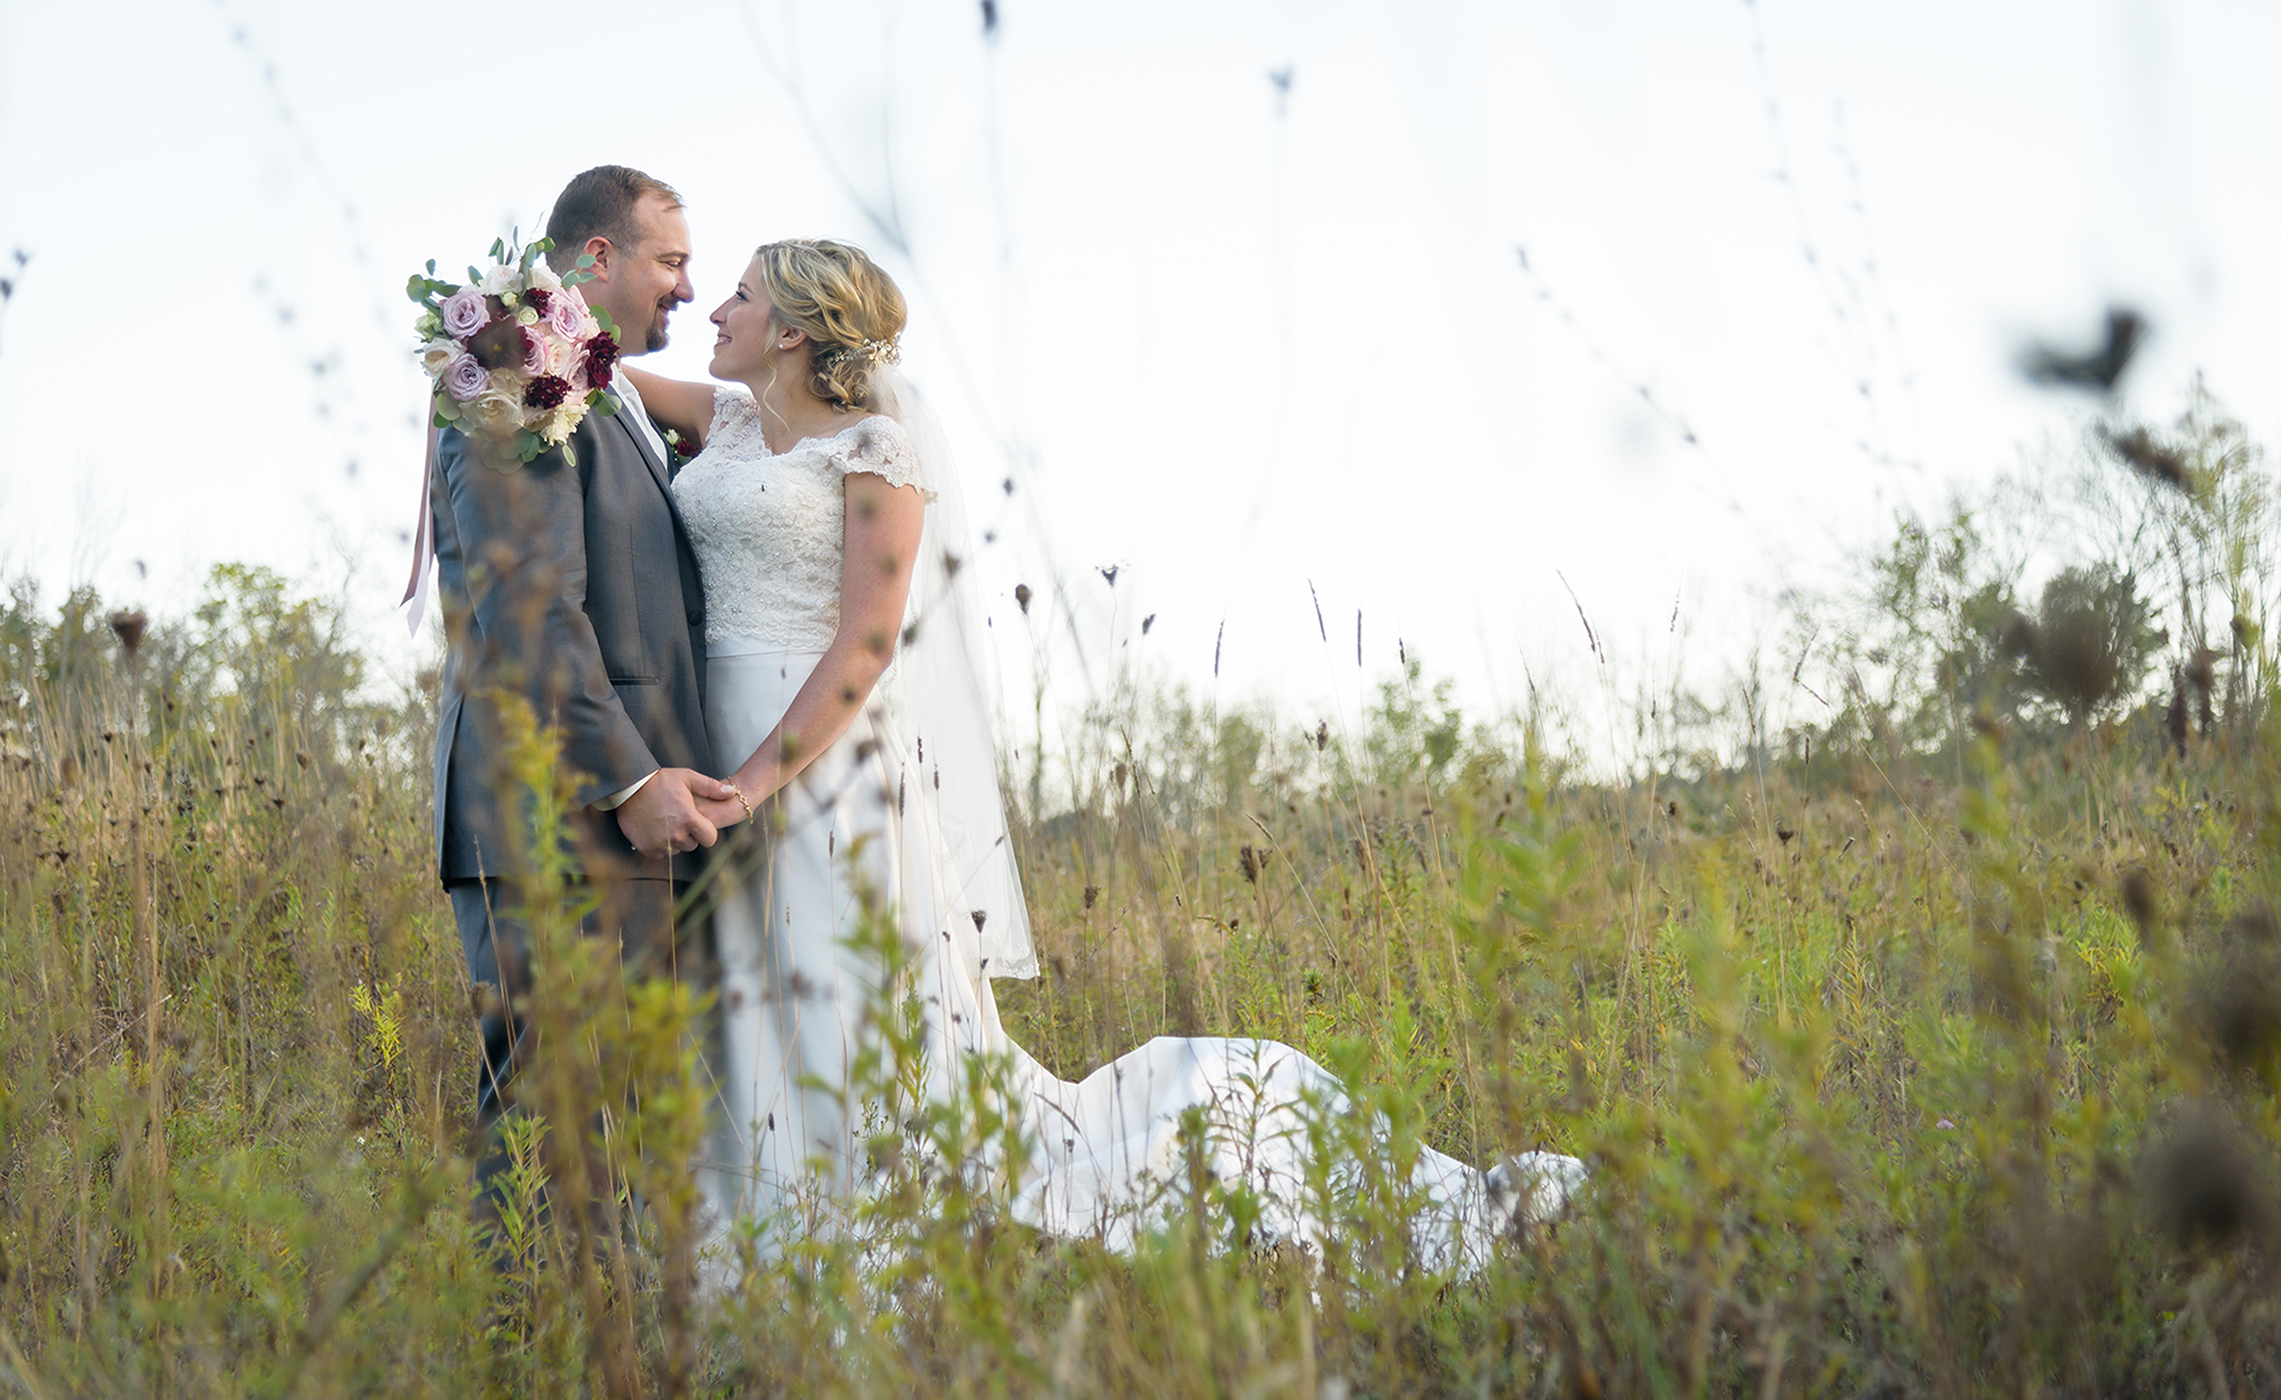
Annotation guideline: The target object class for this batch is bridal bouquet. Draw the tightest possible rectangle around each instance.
[407,234,622,470]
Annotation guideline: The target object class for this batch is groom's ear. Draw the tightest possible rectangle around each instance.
[583,235,615,279]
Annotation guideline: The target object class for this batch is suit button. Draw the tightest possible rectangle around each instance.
[686,607,701,626]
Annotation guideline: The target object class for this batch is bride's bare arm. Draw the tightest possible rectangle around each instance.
[728,473,926,805]
[620,365,717,446]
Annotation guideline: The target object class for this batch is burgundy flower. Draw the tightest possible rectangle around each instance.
[667,431,698,460]
[467,317,532,372]
[524,374,572,410]
[582,331,620,388]
[524,287,553,315]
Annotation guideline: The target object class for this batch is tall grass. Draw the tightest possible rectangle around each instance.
[6,395,2281,1395]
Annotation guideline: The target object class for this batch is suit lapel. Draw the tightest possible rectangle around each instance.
[612,396,702,575]
[615,400,674,498]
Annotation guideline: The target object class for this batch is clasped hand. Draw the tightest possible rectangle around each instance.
[613,767,755,857]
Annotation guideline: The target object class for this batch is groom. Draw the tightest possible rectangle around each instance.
[430,164,734,1208]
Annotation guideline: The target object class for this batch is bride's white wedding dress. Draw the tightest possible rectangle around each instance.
[673,384,1579,1275]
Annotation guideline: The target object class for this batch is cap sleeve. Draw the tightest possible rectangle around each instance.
[706,385,759,443]
[827,415,927,493]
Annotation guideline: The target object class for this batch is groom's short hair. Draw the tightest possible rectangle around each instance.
[545,166,683,271]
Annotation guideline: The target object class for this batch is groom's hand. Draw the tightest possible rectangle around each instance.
[695,795,747,828]
[614,768,736,857]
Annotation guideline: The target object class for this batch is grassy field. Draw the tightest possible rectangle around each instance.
[5,402,2281,1396]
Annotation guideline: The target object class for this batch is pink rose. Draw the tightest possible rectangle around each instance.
[546,295,587,343]
[521,329,549,377]
[441,287,488,340]
[442,350,489,403]
[543,332,580,379]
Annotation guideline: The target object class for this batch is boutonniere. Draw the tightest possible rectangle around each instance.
[664,428,700,464]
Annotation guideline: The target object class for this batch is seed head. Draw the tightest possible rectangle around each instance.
[2017,305,2144,394]
[2148,1104,2266,1253]
[2097,422,2192,492]
[2187,647,2218,692]
[107,609,148,658]
[2167,669,2189,758]
[2192,906,2281,1071]
[2118,867,2159,940]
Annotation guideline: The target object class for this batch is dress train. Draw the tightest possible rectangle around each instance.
[692,646,1582,1276]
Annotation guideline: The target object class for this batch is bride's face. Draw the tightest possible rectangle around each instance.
[709,261,790,383]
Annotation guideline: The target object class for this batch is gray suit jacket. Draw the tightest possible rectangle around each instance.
[430,396,712,885]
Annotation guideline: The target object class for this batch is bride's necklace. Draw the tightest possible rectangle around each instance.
[752,361,862,454]
[760,407,863,456]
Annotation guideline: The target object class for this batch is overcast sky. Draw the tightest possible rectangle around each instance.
[2,0,2273,768]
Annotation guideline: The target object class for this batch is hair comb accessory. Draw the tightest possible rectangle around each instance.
[856,337,902,367]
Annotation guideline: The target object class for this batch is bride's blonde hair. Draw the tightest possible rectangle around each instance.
[754,239,907,412]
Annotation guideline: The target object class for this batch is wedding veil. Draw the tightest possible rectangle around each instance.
[868,366,1038,980]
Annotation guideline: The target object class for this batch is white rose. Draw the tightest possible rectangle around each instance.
[526,259,563,293]
[466,383,522,433]
[478,262,520,296]
[419,339,460,377]
[516,305,540,327]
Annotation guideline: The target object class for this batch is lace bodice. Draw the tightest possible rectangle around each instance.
[673,387,925,651]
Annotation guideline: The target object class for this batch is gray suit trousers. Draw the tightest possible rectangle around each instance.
[448,874,705,1215]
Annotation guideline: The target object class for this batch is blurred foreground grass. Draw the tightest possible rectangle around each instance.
[7,398,2281,1395]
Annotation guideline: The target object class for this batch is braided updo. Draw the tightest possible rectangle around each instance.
[753,239,908,412]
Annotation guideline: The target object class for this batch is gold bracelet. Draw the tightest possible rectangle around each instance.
[728,783,755,821]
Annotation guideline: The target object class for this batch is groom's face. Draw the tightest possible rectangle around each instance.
[600,194,695,355]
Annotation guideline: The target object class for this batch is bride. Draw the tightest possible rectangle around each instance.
[623,239,1581,1275]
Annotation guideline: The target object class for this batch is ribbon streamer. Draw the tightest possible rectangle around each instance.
[399,422,439,637]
